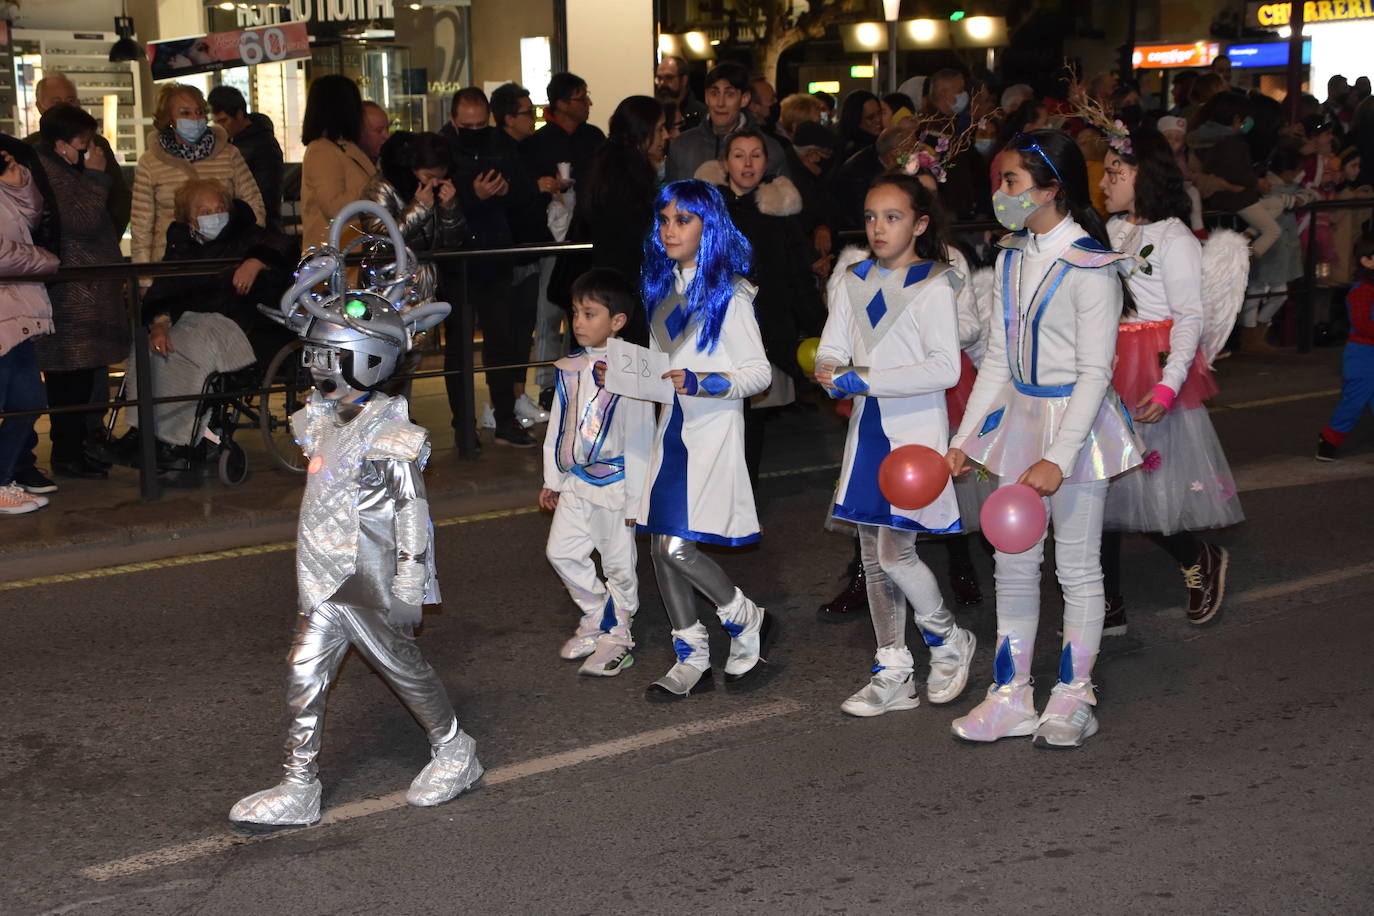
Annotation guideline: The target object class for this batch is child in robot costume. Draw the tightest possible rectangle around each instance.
[230,202,481,828]
[637,179,774,701]
[541,268,655,676]
[815,171,978,717]
[947,130,1144,749]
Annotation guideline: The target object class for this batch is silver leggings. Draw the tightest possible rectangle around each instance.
[282,600,457,784]
[858,524,957,651]
[651,535,738,629]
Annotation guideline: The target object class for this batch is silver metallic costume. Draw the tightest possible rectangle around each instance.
[230,201,481,829]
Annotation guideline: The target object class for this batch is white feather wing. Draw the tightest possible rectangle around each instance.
[1199,229,1251,366]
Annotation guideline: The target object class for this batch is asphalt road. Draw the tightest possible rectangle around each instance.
[3,382,1373,914]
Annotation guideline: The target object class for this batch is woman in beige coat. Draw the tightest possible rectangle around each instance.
[299,75,377,249]
[130,83,264,267]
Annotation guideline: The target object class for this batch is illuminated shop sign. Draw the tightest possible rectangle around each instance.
[1251,1,1374,27]
[1227,40,1312,67]
[236,0,396,28]
[1131,42,1220,69]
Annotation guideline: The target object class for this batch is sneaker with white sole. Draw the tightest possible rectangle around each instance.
[12,467,57,494]
[925,628,976,705]
[479,404,497,429]
[579,636,634,677]
[229,779,322,827]
[841,669,919,717]
[0,484,41,515]
[1032,684,1099,749]
[515,393,550,426]
[950,682,1038,741]
[647,622,712,700]
[407,729,484,806]
[716,589,770,682]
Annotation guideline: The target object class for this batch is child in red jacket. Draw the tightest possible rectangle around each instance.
[1317,232,1374,461]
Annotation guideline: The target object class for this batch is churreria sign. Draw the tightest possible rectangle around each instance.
[1252,1,1374,27]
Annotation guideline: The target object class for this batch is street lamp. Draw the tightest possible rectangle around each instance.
[883,0,901,93]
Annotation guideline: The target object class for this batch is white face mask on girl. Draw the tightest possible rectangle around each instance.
[991,188,1047,232]
[196,211,229,240]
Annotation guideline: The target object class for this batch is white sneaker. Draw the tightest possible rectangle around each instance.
[559,631,599,660]
[950,682,1038,742]
[515,393,550,426]
[579,636,634,677]
[0,484,41,515]
[229,779,322,827]
[407,730,484,806]
[1032,683,1099,749]
[841,667,919,717]
[479,404,497,429]
[926,629,976,705]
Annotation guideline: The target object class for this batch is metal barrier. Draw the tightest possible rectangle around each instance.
[1,197,1369,501]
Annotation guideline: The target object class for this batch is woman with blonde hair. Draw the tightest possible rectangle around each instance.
[130,83,265,268]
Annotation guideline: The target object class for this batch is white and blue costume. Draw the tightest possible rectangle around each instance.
[818,257,976,710]
[638,268,773,697]
[543,345,654,672]
[949,216,1143,744]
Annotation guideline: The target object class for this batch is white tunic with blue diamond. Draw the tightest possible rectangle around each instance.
[637,267,772,545]
[817,258,963,533]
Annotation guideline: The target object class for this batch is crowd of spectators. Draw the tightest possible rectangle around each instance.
[2,54,1370,514]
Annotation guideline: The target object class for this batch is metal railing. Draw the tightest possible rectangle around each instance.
[2,197,1369,501]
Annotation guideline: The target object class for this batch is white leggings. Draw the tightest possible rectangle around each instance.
[857,524,957,652]
[992,479,1108,674]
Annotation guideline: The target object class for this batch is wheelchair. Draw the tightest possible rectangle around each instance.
[103,332,312,487]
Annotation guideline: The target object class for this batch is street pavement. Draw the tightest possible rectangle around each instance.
[2,348,1372,914]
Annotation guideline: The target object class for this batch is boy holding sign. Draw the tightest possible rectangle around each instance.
[540,269,654,676]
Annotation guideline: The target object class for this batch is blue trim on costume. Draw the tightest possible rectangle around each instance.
[1072,236,1110,252]
[871,663,885,674]
[866,288,888,327]
[835,396,891,523]
[978,407,1005,436]
[699,372,731,396]
[636,521,762,546]
[599,596,615,632]
[680,368,699,395]
[665,303,690,341]
[721,619,744,637]
[831,504,963,534]
[583,388,618,464]
[646,396,690,534]
[1058,643,1074,684]
[569,456,625,486]
[852,258,874,280]
[1001,250,1016,379]
[1029,265,1072,385]
[921,629,945,647]
[833,370,868,395]
[994,637,1015,687]
[905,261,935,287]
[1012,379,1075,398]
[673,637,693,663]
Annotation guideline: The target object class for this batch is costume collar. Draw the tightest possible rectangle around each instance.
[996,221,1129,270]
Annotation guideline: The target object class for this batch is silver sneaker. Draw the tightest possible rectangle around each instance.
[515,393,550,426]
[926,629,976,705]
[579,636,635,677]
[840,668,919,717]
[1032,684,1099,749]
[407,730,484,807]
[229,779,322,827]
[559,631,599,660]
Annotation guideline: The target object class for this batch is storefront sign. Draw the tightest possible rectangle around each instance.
[1251,1,1374,27]
[1131,42,1220,69]
[1227,40,1312,67]
[148,22,311,81]
[237,1,397,29]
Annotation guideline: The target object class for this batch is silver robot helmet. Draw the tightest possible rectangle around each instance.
[267,200,451,393]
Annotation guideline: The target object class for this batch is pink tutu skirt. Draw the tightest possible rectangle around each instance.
[1113,319,1217,411]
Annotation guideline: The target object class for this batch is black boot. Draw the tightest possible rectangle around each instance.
[946,536,984,606]
[818,568,867,622]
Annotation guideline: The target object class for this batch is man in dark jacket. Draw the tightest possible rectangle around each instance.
[655,56,707,132]
[665,61,789,182]
[522,72,606,193]
[208,86,284,233]
[440,87,547,448]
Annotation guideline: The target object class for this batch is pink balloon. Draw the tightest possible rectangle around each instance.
[878,445,950,510]
[980,483,1048,554]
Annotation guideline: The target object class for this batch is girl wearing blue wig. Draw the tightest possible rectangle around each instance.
[634,179,774,700]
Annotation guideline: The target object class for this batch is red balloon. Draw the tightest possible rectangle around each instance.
[878,445,951,510]
[980,483,1048,554]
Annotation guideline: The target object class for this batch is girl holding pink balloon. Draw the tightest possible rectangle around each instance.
[815,172,978,718]
[947,130,1144,749]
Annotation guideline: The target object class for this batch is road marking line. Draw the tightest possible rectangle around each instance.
[78,697,805,882]
[1209,388,1341,411]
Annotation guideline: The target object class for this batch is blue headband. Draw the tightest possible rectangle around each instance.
[1012,132,1065,186]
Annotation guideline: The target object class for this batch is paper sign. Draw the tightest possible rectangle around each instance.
[148,22,310,82]
[605,339,675,404]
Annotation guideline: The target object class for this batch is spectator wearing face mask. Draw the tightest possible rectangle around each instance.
[27,71,130,237]
[665,60,789,182]
[102,179,294,470]
[918,68,972,131]
[130,83,264,269]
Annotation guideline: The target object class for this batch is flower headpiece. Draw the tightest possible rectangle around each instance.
[895,112,998,183]
[1073,94,1132,157]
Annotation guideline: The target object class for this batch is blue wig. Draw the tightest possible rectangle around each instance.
[641,179,752,353]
